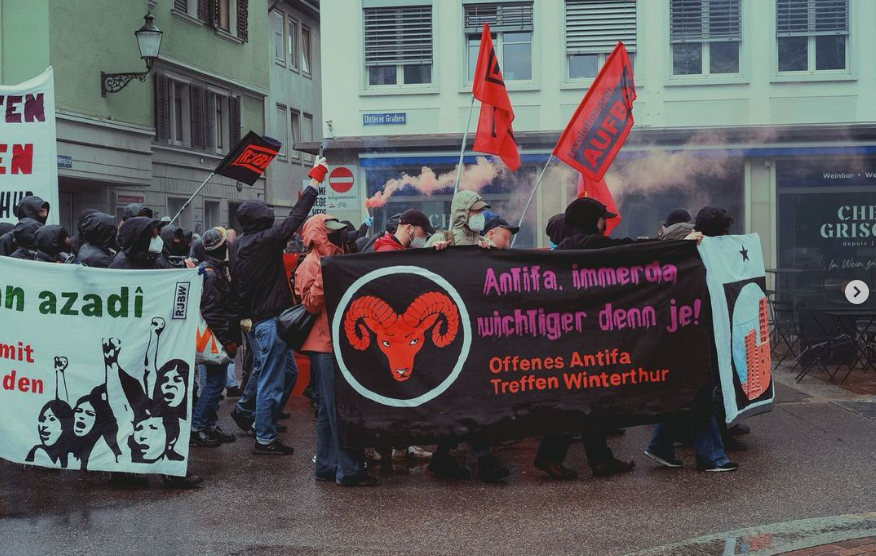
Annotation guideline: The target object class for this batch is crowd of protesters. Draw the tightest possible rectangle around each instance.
[0,156,750,488]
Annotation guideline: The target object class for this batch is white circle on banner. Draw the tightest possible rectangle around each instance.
[331,265,471,408]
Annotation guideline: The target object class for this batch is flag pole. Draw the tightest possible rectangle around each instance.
[510,154,554,248]
[453,95,476,194]
[169,171,216,226]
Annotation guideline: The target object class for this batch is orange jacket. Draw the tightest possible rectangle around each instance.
[295,215,342,353]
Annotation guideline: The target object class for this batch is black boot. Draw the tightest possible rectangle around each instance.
[162,472,203,489]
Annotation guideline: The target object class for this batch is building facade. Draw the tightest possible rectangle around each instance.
[0,0,273,234]
[265,0,322,215]
[311,0,876,296]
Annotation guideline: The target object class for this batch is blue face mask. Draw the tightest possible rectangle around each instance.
[549,241,558,250]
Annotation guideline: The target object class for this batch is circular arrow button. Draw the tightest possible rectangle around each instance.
[845,280,870,305]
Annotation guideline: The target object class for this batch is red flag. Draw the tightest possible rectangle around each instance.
[577,174,621,237]
[471,24,520,171]
[554,42,636,181]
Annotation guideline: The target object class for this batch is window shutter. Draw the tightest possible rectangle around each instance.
[229,96,241,147]
[154,74,170,142]
[197,0,210,21]
[363,5,432,67]
[464,2,534,33]
[211,0,221,28]
[237,0,249,41]
[174,0,189,12]
[205,94,215,151]
[190,86,206,151]
[670,0,741,43]
[566,0,637,55]
[777,0,848,37]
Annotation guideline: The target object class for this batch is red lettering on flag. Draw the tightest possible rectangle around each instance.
[231,144,279,174]
[0,144,33,175]
[553,42,636,182]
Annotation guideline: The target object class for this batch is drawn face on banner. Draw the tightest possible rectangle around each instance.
[724,278,772,404]
[130,416,167,463]
[38,407,64,446]
[155,361,187,409]
[73,401,97,438]
[335,267,472,407]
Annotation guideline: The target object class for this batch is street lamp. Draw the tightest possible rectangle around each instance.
[100,12,163,97]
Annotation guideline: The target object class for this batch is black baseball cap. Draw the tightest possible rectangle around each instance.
[398,209,435,234]
[565,198,617,228]
[482,216,519,236]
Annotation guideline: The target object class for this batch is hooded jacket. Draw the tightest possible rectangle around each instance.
[109,217,172,270]
[71,209,98,256]
[122,203,152,221]
[200,255,241,348]
[0,196,49,256]
[372,232,405,252]
[295,214,344,353]
[8,219,43,259]
[234,186,317,322]
[659,222,696,241]
[426,190,486,247]
[78,212,118,268]
[160,225,188,267]
[34,225,71,263]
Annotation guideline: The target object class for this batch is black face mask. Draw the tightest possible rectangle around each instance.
[208,243,228,261]
[328,232,344,250]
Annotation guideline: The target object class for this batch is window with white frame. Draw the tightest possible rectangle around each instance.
[173,0,199,19]
[217,0,238,34]
[565,0,636,80]
[273,11,285,64]
[290,109,301,161]
[276,105,288,158]
[302,25,312,77]
[170,80,190,146]
[302,113,314,163]
[364,5,433,87]
[211,92,229,153]
[465,2,534,83]
[670,0,741,76]
[777,0,848,73]
[288,18,300,72]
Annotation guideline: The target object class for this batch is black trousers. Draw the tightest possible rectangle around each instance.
[535,433,614,468]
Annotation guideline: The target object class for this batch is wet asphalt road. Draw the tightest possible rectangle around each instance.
[1,369,874,556]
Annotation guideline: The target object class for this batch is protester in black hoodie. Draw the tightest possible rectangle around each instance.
[8,219,43,260]
[160,225,189,268]
[191,228,240,448]
[71,209,98,256]
[229,157,323,455]
[0,196,49,256]
[79,212,118,268]
[34,225,72,263]
[109,217,171,270]
[0,223,13,244]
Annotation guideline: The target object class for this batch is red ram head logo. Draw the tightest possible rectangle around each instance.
[343,292,460,382]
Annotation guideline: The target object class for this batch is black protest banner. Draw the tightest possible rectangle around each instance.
[324,241,714,448]
[214,131,281,186]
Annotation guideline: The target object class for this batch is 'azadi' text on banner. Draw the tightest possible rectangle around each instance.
[0,258,202,476]
[326,241,724,448]
[0,67,59,224]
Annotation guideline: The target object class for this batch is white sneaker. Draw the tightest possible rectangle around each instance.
[364,447,382,462]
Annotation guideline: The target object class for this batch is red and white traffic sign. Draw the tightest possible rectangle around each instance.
[328,167,355,193]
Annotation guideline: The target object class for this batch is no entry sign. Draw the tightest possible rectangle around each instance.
[329,167,355,193]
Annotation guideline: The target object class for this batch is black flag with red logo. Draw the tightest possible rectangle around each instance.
[214,131,282,185]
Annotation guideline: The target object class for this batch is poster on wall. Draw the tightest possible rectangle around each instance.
[0,258,202,476]
[0,67,59,225]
